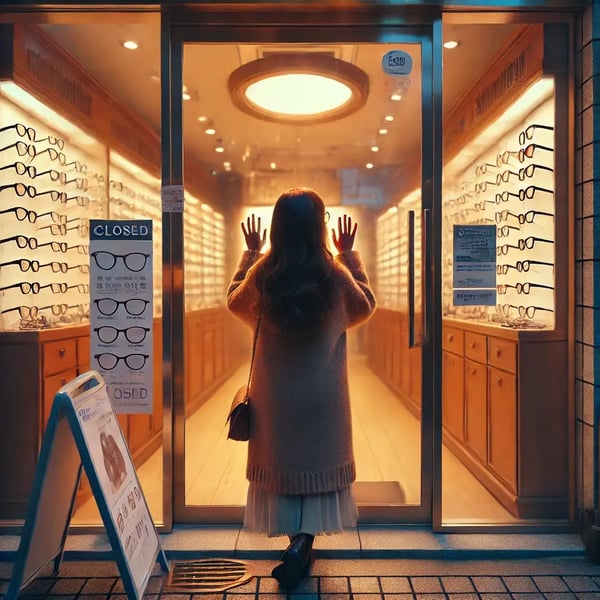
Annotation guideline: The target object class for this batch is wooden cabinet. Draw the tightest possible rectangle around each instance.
[185,307,247,415]
[367,309,421,417]
[441,319,568,518]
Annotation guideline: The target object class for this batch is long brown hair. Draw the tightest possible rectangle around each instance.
[256,187,335,329]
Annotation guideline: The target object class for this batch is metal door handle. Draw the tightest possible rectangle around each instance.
[423,207,431,345]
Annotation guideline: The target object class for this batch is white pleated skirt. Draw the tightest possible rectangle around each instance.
[243,483,358,537]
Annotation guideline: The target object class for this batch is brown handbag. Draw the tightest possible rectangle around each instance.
[227,313,260,441]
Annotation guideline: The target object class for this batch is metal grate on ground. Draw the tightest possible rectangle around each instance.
[163,558,253,593]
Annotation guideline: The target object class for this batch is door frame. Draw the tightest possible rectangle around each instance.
[160,4,443,526]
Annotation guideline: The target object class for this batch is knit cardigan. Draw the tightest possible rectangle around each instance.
[226,249,376,496]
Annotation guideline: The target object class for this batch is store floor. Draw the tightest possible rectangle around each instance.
[73,355,520,526]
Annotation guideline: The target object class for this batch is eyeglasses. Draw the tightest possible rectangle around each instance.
[40,282,68,294]
[93,298,150,316]
[517,236,554,250]
[67,244,89,254]
[0,141,36,158]
[38,223,67,236]
[91,251,150,272]
[94,352,149,371]
[497,260,555,275]
[39,261,68,273]
[496,169,519,185]
[495,150,520,167]
[475,180,498,193]
[38,240,68,253]
[0,206,36,223]
[0,123,36,140]
[67,283,89,293]
[498,303,553,319]
[65,195,90,208]
[494,191,520,204]
[34,169,67,185]
[0,305,39,319]
[35,135,65,150]
[35,189,67,203]
[65,177,88,191]
[65,160,87,174]
[0,259,39,272]
[498,209,554,225]
[67,223,89,237]
[518,164,554,181]
[518,185,554,201]
[475,162,497,176]
[0,235,38,249]
[0,161,37,177]
[94,326,150,344]
[39,303,69,316]
[0,183,36,197]
[497,243,520,256]
[67,264,90,273]
[518,124,554,146]
[518,143,554,163]
[34,147,66,165]
[0,282,41,295]
[497,224,520,238]
[497,282,554,295]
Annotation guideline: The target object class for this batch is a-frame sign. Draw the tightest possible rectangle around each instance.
[7,371,169,600]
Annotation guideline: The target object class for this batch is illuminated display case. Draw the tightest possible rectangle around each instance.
[442,79,556,331]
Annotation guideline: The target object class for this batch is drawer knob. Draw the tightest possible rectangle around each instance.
[470,342,475,349]
[470,367,477,375]
[497,377,503,386]
[448,334,454,342]
[59,347,66,357]
[495,349,502,357]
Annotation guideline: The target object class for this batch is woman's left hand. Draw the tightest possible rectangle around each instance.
[241,214,267,252]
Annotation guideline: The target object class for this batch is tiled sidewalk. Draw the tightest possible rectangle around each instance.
[2,557,600,599]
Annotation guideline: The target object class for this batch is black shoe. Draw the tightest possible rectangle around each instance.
[271,533,314,590]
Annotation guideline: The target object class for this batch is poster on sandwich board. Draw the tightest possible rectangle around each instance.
[6,371,168,600]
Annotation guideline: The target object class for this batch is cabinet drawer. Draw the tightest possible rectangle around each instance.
[443,327,464,355]
[43,339,77,376]
[488,337,517,373]
[43,368,77,427]
[465,332,486,363]
[488,366,517,493]
[77,336,90,367]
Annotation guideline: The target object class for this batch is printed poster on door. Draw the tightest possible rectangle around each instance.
[90,220,153,413]
[71,380,159,594]
[453,224,496,306]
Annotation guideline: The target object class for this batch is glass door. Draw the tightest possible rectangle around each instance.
[161,7,441,524]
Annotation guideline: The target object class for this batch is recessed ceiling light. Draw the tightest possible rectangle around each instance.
[384,115,394,122]
[366,162,374,169]
[149,73,160,82]
[121,40,139,50]
[443,40,460,49]
[371,145,379,152]
[228,53,369,124]
[379,128,388,135]
[197,115,208,122]
[205,127,216,135]
[215,139,225,153]
[270,162,277,170]
[390,93,402,101]
[182,92,191,101]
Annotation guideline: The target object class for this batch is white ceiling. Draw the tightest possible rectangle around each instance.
[41,18,517,191]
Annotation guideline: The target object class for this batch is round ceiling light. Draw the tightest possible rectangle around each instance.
[228,53,369,124]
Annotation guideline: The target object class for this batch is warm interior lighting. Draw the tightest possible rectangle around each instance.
[379,128,388,135]
[205,126,216,135]
[229,53,369,124]
[366,162,374,169]
[444,40,460,49]
[246,74,352,116]
[390,92,402,101]
[384,115,394,122]
[371,145,379,152]
[121,40,139,50]
[214,139,225,153]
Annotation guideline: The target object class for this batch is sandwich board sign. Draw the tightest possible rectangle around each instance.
[7,371,169,600]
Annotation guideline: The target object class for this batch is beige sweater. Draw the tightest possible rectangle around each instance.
[226,250,376,495]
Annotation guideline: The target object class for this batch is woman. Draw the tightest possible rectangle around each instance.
[226,187,376,590]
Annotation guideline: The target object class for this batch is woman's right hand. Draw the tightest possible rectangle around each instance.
[241,214,267,252]
[332,214,357,252]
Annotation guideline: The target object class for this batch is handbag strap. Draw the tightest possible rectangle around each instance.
[245,311,261,393]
